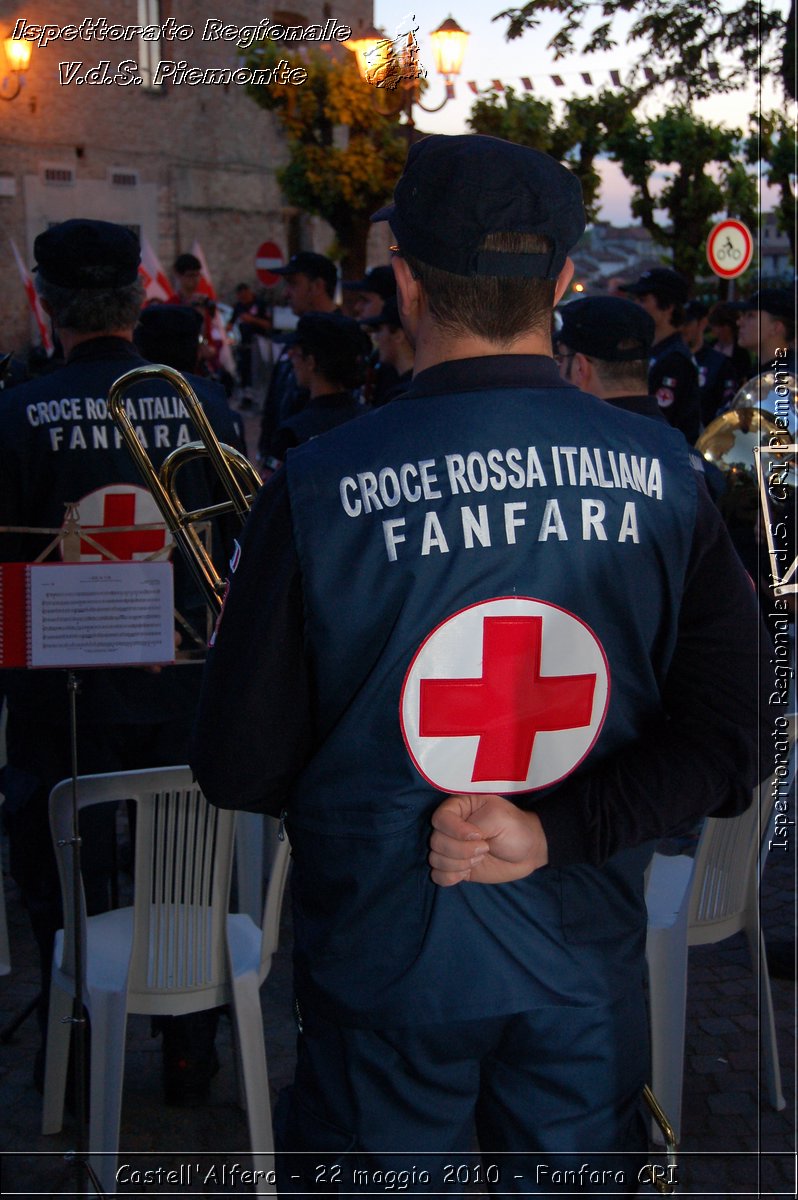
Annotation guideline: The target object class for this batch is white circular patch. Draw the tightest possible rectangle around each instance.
[62,484,172,562]
[400,596,610,794]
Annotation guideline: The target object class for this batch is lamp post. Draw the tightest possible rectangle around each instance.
[1,34,32,101]
[344,14,469,125]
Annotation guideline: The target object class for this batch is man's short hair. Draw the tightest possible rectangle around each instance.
[36,276,145,332]
[405,233,557,342]
[174,252,202,274]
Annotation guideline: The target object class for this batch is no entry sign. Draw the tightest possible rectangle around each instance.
[255,241,284,286]
[706,220,753,278]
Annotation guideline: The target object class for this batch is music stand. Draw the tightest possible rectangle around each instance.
[4,560,175,1198]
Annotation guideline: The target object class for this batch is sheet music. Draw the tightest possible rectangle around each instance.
[27,562,175,668]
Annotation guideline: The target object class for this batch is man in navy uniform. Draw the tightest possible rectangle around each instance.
[257,251,338,471]
[619,267,701,442]
[681,300,742,426]
[192,136,766,1193]
[0,219,241,1104]
[735,288,796,377]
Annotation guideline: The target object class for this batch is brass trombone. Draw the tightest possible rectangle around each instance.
[108,363,261,614]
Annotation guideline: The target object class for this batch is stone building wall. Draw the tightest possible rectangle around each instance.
[0,0,374,355]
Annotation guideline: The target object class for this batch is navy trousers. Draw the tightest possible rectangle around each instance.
[276,986,649,1197]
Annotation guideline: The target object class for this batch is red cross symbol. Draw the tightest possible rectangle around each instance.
[418,615,597,782]
[79,491,166,560]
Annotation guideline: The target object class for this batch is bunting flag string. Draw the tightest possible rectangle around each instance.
[9,237,54,356]
[465,66,646,96]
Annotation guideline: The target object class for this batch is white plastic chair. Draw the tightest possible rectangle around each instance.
[42,765,291,1196]
[235,811,286,926]
[645,750,793,1143]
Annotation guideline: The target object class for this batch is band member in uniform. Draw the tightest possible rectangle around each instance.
[0,219,241,1105]
[619,268,701,442]
[192,136,767,1193]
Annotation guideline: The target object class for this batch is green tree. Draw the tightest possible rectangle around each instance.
[606,108,757,284]
[241,44,407,277]
[493,0,789,100]
[468,86,640,222]
[746,110,797,261]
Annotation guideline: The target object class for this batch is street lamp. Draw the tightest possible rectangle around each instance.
[344,14,469,125]
[1,33,32,100]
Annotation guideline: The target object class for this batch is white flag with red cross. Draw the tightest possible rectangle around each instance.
[139,234,176,303]
[190,239,237,376]
[189,239,217,300]
[9,237,54,356]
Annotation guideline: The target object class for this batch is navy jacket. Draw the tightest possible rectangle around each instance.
[193,355,766,1027]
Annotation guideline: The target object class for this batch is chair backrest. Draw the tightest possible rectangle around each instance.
[50,766,237,1010]
[128,771,236,1005]
[687,732,796,946]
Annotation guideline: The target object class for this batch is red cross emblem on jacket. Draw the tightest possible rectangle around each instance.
[400,597,610,793]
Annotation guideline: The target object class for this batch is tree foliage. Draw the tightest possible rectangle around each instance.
[241,44,407,276]
[468,87,640,222]
[606,108,757,282]
[493,0,789,100]
[746,110,797,259]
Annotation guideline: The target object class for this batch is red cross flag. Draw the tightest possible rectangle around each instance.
[9,237,54,356]
[65,484,172,563]
[189,239,217,300]
[401,596,609,793]
[139,234,176,303]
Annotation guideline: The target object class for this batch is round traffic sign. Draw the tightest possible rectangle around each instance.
[706,219,753,278]
[255,240,284,286]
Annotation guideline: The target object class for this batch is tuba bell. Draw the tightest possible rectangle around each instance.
[108,363,261,614]
[696,371,798,595]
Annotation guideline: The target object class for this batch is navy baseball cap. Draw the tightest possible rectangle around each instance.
[34,219,140,288]
[138,303,203,339]
[269,251,337,292]
[618,268,689,305]
[683,300,709,321]
[557,296,655,361]
[342,265,396,299]
[371,134,585,280]
[274,311,370,357]
[735,289,794,322]
[360,295,401,329]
